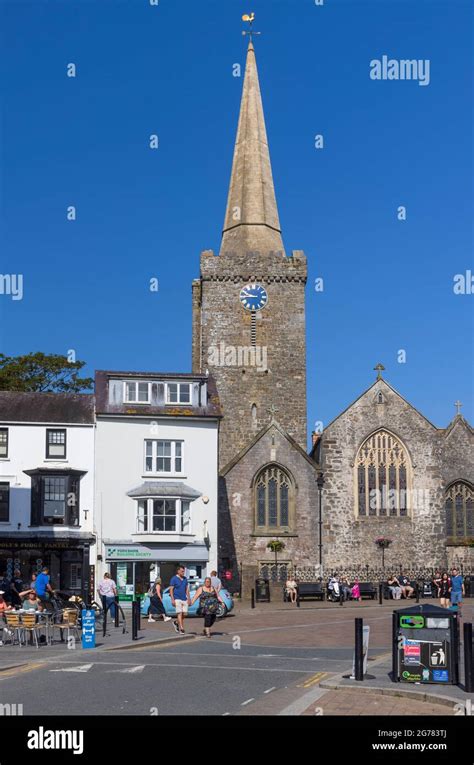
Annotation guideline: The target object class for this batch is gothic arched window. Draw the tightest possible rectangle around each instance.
[254,464,294,533]
[445,481,474,544]
[355,430,412,517]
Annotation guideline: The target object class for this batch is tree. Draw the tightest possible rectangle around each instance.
[0,353,93,393]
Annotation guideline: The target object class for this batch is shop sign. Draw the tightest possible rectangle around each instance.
[105,545,153,560]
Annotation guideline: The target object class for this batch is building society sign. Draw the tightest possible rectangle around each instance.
[105,546,153,560]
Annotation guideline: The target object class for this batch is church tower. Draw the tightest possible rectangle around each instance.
[192,40,308,469]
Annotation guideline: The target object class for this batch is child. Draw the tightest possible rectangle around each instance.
[351,579,361,602]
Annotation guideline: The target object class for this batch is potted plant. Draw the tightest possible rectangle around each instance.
[374,537,392,569]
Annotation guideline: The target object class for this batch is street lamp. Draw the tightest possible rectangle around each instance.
[317,472,325,570]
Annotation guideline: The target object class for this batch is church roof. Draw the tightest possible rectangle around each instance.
[320,378,439,435]
[219,41,285,256]
[220,418,318,476]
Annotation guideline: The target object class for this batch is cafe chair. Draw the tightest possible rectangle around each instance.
[20,612,43,649]
[4,612,23,646]
[51,609,80,644]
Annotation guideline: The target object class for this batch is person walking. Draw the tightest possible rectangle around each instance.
[438,572,451,608]
[147,578,172,624]
[97,572,117,620]
[351,579,361,602]
[169,565,190,634]
[191,577,225,638]
[449,568,465,612]
[210,570,222,593]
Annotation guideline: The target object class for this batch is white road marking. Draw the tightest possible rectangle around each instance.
[264,687,276,694]
[50,664,93,673]
[222,712,230,716]
[114,665,145,673]
[241,698,255,706]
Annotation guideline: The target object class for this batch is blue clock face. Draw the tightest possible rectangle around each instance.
[239,283,268,312]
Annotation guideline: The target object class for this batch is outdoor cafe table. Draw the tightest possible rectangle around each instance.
[0,609,56,646]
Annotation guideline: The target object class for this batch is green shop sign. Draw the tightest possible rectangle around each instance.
[105,546,153,560]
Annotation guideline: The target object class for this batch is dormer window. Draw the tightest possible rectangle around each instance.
[166,383,191,405]
[124,381,150,404]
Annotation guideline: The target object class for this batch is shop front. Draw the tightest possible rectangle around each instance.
[0,534,95,604]
[104,543,209,602]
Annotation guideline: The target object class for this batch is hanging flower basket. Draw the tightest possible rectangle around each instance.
[375,537,392,549]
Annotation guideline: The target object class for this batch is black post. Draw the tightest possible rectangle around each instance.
[251,588,255,609]
[114,596,119,628]
[339,586,344,606]
[136,597,142,630]
[355,618,364,681]
[132,602,138,640]
[296,591,300,608]
[415,583,420,603]
[317,473,324,570]
[392,611,399,682]
[102,595,107,638]
[463,623,473,693]
[379,582,383,605]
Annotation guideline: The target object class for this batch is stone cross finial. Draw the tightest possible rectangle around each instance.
[268,404,278,417]
[374,362,385,380]
[454,400,463,415]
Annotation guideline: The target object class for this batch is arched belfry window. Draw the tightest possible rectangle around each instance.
[355,430,412,517]
[445,481,473,544]
[254,464,294,533]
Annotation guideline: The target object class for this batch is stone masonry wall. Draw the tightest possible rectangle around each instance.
[219,423,319,596]
[320,380,447,572]
[194,248,307,469]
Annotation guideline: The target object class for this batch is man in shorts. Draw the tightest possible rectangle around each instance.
[169,565,190,634]
[449,568,465,612]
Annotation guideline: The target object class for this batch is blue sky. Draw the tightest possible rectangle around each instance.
[1,0,472,438]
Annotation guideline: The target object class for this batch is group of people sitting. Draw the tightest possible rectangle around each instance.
[386,573,415,599]
[284,574,363,602]
[0,567,53,615]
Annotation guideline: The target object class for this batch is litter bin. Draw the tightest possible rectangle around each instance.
[255,578,270,603]
[392,603,460,685]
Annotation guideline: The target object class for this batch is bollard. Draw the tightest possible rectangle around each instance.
[136,597,142,630]
[379,582,383,605]
[355,618,364,681]
[251,588,255,609]
[415,583,420,603]
[339,589,344,606]
[114,596,119,628]
[463,623,473,693]
[296,593,300,608]
[132,601,138,640]
[392,611,398,682]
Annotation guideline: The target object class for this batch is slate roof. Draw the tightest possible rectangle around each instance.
[127,481,202,499]
[0,391,95,424]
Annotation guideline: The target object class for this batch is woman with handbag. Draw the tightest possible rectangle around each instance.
[191,577,225,637]
[148,578,172,624]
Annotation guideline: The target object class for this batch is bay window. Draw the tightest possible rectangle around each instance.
[135,497,192,534]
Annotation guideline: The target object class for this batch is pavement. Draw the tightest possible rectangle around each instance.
[0,598,472,716]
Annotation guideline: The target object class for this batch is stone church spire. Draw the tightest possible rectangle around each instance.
[220,41,285,256]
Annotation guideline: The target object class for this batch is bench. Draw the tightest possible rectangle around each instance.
[296,582,325,601]
[358,582,377,600]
